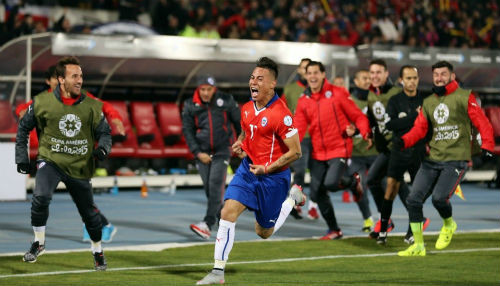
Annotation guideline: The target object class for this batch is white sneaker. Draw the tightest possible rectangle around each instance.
[289,184,306,206]
[190,222,211,240]
[196,269,225,285]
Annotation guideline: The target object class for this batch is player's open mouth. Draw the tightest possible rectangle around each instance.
[250,88,258,96]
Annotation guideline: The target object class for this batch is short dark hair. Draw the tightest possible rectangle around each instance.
[399,65,417,78]
[369,59,387,70]
[300,58,311,65]
[56,56,81,79]
[256,57,278,79]
[45,65,56,81]
[431,61,454,72]
[306,61,325,73]
[354,69,369,79]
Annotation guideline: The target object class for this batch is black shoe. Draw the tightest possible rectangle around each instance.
[369,231,379,239]
[404,232,415,244]
[93,251,107,271]
[290,206,303,220]
[376,232,387,245]
[23,241,45,263]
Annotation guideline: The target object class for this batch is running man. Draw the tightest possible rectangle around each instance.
[396,61,495,256]
[196,57,305,285]
[16,56,112,270]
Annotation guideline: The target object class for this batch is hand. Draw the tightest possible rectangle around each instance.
[365,138,373,150]
[197,152,212,164]
[232,140,243,155]
[392,136,405,151]
[92,146,108,161]
[345,124,356,137]
[481,149,497,163]
[17,163,30,174]
[249,164,266,175]
[111,118,126,136]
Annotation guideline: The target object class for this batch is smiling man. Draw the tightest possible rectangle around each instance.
[15,56,112,271]
[196,57,306,285]
[396,61,495,256]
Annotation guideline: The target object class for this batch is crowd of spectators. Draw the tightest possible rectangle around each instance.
[1,0,500,50]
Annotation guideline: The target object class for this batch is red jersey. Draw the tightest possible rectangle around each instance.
[240,94,297,171]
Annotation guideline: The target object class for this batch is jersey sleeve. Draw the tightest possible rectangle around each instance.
[401,110,428,148]
[467,94,495,152]
[275,106,298,140]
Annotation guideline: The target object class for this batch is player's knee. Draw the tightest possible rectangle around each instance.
[255,228,272,239]
[32,195,51,211]
[431,195,446,207]
[406,194,421,209]
[220,207,238,222]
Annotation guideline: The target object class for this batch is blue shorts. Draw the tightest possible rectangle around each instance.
[224,157,291,229]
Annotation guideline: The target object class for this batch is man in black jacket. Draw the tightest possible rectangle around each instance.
[377,65,429,244]
[182,75,241,239]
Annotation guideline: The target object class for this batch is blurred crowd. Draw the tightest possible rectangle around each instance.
[1,0,500,49]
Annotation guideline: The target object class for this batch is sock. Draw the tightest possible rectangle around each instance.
[33,226,46,245]
[91,240,102,253]
[213,219,235,268]
[308,201,318,210]
[214,260,226,270]
[380,199,393,232]
[443,217,454,228]
[410,222,424,246]
[272,198,294,234]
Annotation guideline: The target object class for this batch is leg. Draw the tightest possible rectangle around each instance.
[190,158,213,239]
[23,162,62,263]
[310,159,340,232]
[367,153,389,212]
[204,156,229,229]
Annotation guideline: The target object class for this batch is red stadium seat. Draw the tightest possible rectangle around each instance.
[0,100,17,138]
[106,101,138,157]
[484,106,500,155]
[155,102,192,159]
[130,101,164,158]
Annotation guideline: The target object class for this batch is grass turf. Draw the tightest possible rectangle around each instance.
[0,232,499,285]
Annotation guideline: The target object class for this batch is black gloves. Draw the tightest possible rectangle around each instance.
[17,163,30,174]
[93,146,108,161]
[481,149,497,163]
[392,136,405,151]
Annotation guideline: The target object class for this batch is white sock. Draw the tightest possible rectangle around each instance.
[91,240,102,253]
[33,226,46,245]
[272,198,294,234]
[308,201,318,210]
[213,219,235,268]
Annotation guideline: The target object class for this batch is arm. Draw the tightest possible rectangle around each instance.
[181,102,202,157]
[228,97,242,136]
[386,96,417,132]
[94,115,112,156]
[294,99,308,141]
[15,103,36,168]
[468,94,495,152]
[250,132,301,175]
[341,96,371,139]
[401,110,429,148]
[15,100,33,118]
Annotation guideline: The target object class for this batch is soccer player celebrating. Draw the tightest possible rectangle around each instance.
[15,56,112,270]
[196,57,305,285]
[396,61,495,256]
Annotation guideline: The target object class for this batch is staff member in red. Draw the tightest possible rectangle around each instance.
[294,61,372,240]
[396,61,495,256]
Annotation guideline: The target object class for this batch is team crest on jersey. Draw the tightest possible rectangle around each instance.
[325,91,332,98]
[261,116,268,127]
[283,115,293,126]
[433,103,449,124]
[59,114,82,138]
[372,101,386,120]
[217,98,224,107]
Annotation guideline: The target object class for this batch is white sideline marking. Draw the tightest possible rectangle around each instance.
[3,228,499,257]
[1,247,499,279]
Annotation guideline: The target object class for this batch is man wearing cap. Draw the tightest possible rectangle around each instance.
[182,75,241,239]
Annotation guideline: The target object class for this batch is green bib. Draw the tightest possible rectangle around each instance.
[35,91,104,179]
[423,87,472,161]
[367,86,402,143]
[351,97,378,157]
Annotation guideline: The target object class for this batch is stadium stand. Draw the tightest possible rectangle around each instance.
[107,100,138,158]
[155,102,192,159]
[484,106,500,155]
[130,101,165,158]
[0,100,17,136]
